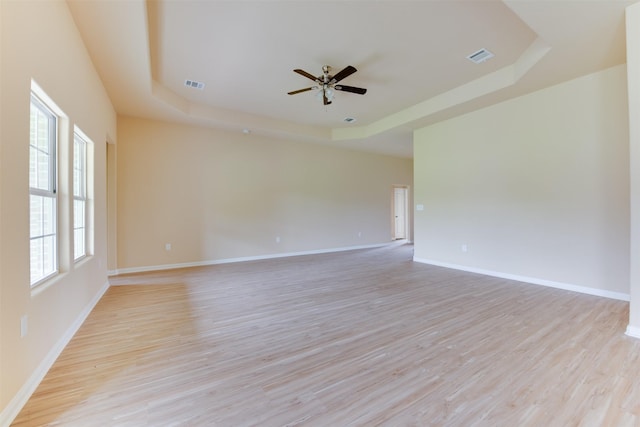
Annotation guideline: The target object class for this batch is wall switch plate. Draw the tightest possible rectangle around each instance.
[275,236,281,244]
[416,204,424,211]
[165,243,172,251]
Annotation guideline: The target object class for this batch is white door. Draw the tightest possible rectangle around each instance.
[393,187,407,240]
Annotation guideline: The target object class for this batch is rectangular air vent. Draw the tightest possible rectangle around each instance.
[467,48,494,64]
[184,79,205,90]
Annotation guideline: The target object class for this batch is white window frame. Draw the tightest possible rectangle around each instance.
[30,93,58,286]
[73,129,89,261]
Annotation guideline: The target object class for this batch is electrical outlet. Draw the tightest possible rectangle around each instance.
[165,243,172,251]
[462,244,468,253]
[275,236,281,244]
[358,231,362,238]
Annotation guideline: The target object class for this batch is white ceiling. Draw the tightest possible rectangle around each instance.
[67,0,635,158]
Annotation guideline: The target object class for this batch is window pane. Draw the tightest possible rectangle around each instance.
[73,200,86,259]
[42,235,56,274]
[42,196,55,235]
[74,227,85,260]
[29,99,54,192]
[30,238,43,281]
[30,235,56,284]
[29,146,37,189]
[30,194,57,283]
[36,111,49,152]
[74,199,85,228]
[29,139,50,190]
[37,150,50,189]
[30,195,43,238]
[30,195,56,238]
[73,133,87,260]
[73,167,81,197]
[73,136,86,198]
[30,93,57,285]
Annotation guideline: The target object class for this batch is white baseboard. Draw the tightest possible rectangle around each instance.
[110,243,388,277]
[0,281,110,427]
[413,257,630,302]
[626,325,640,339]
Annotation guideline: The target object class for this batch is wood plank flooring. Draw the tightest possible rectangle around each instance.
[12,244,640,426]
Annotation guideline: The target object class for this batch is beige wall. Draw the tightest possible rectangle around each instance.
[1,0,633,423]
[628,3,640,334]
[0,0,116,422]
[116,117,413,271]
[414,64,630,296]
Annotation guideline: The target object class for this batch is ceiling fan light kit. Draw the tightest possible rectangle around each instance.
[287,65,367,106]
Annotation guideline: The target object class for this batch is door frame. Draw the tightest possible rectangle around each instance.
[391,185,410,241]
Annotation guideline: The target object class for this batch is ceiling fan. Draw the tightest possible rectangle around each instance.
[287,65,367,105]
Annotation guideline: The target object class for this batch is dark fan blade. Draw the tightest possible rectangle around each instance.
[294,69,320,82]
[287,87,317,95]
[331,65,357,83]
[335,85,367,95]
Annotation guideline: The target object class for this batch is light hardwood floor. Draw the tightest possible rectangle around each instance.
[12,244,640,426]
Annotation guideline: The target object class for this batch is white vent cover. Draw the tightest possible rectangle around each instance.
[467,48,494,64]
[184,79,205,90]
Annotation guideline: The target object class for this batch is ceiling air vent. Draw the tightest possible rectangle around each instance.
[184,79,205,90]
[467,48,494,64]
[343,117,357,123]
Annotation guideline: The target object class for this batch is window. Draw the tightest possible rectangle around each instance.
[73,131,88,260]
[30,94,58,285]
